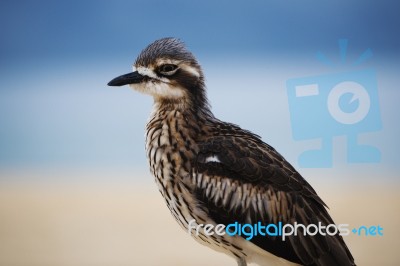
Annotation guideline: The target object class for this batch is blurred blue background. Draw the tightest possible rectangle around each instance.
[1,1,400,265]
[0,0,399,182]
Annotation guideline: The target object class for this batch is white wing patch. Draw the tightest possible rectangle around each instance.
[205,155,221,163]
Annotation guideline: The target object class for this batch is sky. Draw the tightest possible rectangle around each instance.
[0,0,399,182]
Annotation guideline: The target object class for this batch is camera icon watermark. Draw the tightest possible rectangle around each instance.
[286,39,382,168]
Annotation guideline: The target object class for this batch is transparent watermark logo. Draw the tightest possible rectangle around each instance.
[188,219,383,241]
[286,39,382,168]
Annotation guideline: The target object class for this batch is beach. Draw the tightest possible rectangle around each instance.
[0,171,399,266]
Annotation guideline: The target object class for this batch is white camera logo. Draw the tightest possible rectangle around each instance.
[327,81,370,125]
[286,39,382,168]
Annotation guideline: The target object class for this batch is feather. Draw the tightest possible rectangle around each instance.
[193,129,355,266]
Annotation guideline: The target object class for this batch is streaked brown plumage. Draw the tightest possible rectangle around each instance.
[108,37,355,266]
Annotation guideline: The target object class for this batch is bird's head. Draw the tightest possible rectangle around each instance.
[108,38,208,108]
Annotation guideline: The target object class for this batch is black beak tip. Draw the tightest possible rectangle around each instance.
[107,71,144,87]
[107,78,121,86]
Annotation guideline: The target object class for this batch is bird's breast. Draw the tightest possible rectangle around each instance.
[145,109,203,228]
[145,111,197,181]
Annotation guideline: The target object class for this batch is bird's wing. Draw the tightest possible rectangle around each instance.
[193,134,355,266]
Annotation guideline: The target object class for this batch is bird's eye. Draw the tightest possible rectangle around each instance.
[159,64,178,75]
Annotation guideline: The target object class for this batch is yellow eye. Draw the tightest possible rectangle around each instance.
[159,64,178,75]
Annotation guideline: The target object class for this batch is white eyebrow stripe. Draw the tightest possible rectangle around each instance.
[156,58,182,65]
[180,65,200,77]
[136,66,170,83]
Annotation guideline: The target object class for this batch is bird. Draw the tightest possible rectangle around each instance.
[108,37,355,266]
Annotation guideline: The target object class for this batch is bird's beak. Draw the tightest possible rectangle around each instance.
[108,71,144,86]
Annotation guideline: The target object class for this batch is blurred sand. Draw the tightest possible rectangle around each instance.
[0,172,399,266]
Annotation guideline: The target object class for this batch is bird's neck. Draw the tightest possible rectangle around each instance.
[151,96,213,123]
[148,101,206,132]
